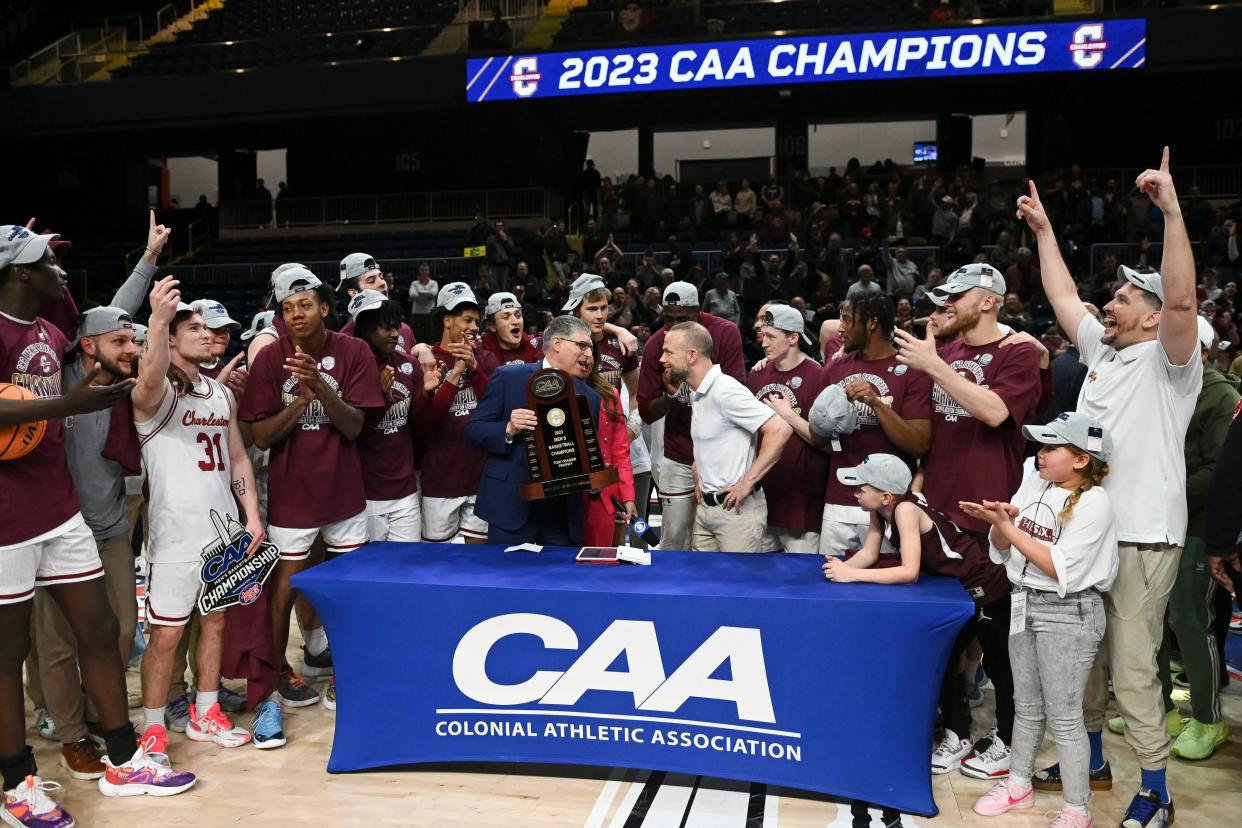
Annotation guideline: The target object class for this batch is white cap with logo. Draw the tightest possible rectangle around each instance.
[486,291,522,318]
[933,263,1007,299]
[189,299,241,331]
[1118,265,1164,303]
[1022,411,1112,462]
[761,304,812,345]
[0,225,60,270]
[273,267,323,303]
[808,384,859,438]
[347,289,388,321]
[836,453,913,495]
[437,281,478,311]
[338,252,381,291]
[663,281,699,307]
[561,274,607,311]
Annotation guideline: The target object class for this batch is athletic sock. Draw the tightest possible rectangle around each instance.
[0,746,37,792]
[143,706,165,729]
[305,626,328,656]
[964,656,983,683]
[102,724,138,767]
[195,689,219,712]
[1087,730,1104,770]
[1140,767,1170,805]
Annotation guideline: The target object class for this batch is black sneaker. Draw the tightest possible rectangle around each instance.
[300,644,333,679]
[1032,760,1112,792]
[276,668,320,708]
[1121,787,1174,827]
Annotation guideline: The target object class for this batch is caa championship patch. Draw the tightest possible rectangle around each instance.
[197,510,281,614]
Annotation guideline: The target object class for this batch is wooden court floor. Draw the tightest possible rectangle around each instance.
[25,633,1242,828]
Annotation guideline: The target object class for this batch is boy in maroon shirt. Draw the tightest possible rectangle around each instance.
[564,274,639,402]
[480,291,541,365]
[638,281,745,551]
[0,226,195,822]
[346,290,440,541]
[421,282,497,543]
[335,253,417,353]
[745,305,829,553]
[821,293,934,557]
[893,264,1042,535]
[239,267,385,712]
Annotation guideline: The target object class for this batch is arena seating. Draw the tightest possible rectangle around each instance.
[553,0,1026,48]
[116,0,459,77]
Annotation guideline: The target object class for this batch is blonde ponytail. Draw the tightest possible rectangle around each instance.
[1058,455,1109,526]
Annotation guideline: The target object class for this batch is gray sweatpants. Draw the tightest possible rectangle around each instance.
[1009,588,1106,809]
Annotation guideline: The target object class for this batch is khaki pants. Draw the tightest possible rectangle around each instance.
[692,490,767,553]
[1084,542,1181,770]
[656,457,697,552]
[25,533,137,744]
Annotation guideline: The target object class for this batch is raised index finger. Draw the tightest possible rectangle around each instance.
[1159,145,1170,173]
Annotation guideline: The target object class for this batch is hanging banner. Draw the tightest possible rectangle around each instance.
[466,18,1146,103]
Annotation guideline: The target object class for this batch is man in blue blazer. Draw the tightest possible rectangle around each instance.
[465,315,603,545]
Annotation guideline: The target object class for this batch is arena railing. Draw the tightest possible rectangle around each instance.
[160,256,482,287]
[1088,242,1204,279]
[1081,165,1242,198]
[218,188,551,230]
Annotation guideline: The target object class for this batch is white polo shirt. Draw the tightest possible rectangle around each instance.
[1075,314,1201,545]
[690,364,775,493]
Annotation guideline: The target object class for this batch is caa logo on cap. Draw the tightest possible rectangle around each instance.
[348,294,368,313]
[7,226,31,242]
[509,57,540,98]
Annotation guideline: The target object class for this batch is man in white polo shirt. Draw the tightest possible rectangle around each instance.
[1018,148,1200,828]
[658,321,791,552]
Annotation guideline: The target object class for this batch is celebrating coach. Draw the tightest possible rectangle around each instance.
[466,316,603,546]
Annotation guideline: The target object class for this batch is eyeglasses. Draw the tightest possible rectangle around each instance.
[556,336,593,353]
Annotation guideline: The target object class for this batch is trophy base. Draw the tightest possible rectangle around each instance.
[520,467,620,501]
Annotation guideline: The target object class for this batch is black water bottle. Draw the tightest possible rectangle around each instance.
[612,497,660,547]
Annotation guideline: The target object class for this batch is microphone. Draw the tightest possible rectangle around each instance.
[612,496,659,547]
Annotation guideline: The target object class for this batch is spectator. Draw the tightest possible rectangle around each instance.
[1154,317,1240,762]
[761,178,785,210]
[997,292,1034,332]
[485,221,515,291]
[703,272,741,325]
[1005,246,1040,300]
[1200,267,1223,302]
[931,196,958,245]
[709,180,733,229]
[637,286,663,328]
[734,178,758,228]
[989,230,1017,272]
[580,159,601,219]
[407,262,439,345]
[845,265,883,301]
[634,248,660,291]
[883,245,919,299]
[608,286,635,329]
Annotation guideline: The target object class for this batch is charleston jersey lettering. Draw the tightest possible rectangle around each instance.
[136,376,237,564]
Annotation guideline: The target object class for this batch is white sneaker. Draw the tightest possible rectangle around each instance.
[931,728,973,774]
[186,703,252,748]
[961,728,1012,780]
[33,708,58,742]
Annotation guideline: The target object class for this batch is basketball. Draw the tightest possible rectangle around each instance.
[0,383,46,461]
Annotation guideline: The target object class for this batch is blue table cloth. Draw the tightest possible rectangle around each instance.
[293,543,974,816]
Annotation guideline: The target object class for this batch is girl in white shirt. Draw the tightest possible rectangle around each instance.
[959,411,1118,828]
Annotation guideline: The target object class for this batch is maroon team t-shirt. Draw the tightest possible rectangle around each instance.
[338,318,416,354]
[923,334,1042,532]
[0,315,79,546]
[358,349,425,502]
[596,334,638,391]
[421,343,492,499]
[238,330,384,528]
[638,312,744,465]
[746,358,829,533]
[822,352,934,507]
[481,331,541,366]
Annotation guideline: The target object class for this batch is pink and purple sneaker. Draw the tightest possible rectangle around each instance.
[2,775,74,828]
[97,747,196,797]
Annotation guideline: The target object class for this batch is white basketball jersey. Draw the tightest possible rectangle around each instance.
[136,375,238,563]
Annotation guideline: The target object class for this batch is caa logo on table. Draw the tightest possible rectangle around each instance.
[509,57,541,97]
[452,613,776,722]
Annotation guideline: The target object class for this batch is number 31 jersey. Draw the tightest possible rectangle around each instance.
[136,376,237,563]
